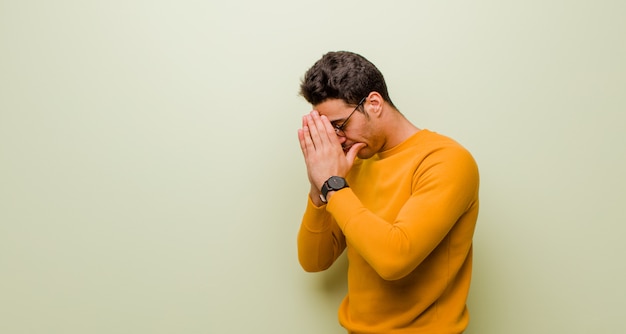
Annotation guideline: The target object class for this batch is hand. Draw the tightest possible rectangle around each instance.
[297,110,365,192]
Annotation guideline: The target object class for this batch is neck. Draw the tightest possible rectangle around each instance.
[380,109,420,152]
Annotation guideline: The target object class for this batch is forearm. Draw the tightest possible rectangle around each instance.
[297,197,346,272]
[326,190,415,279]
[327,187,476,280]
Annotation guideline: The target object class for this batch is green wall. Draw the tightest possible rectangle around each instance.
[1,1,625,333]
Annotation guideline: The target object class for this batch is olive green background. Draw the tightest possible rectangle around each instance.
[1,1,625,333]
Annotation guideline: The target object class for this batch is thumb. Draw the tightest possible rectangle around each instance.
[345,143,366,163]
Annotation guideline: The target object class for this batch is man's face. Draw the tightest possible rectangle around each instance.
[314,98,381,159]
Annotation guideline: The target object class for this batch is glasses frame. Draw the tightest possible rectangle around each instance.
[333,97,367,137]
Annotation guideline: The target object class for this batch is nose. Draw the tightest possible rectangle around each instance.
[337,135,347,144]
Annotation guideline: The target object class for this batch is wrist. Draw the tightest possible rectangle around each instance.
[319,176,349,203]
[309,185,324,206]
[323,190,337,202]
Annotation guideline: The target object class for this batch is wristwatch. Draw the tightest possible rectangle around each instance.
[320,176,349,203]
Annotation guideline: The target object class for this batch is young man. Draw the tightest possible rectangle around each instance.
[296,51,480,334]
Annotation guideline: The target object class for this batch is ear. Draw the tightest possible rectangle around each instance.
[366,91,384,117]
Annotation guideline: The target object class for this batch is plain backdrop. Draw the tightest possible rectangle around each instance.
[1,1,625,333]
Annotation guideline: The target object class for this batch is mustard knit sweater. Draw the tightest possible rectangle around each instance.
[298,129,480,334]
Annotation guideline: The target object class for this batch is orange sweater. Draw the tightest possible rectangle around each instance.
[298,130,479,334]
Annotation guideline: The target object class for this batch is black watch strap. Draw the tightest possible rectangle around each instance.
[320,176,349,203]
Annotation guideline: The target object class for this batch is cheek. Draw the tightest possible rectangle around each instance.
[352,121,370,141]
[356,124,376,145]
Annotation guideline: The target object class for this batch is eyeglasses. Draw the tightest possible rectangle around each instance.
[333,97,366,137]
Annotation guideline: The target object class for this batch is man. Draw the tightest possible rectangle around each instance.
[296,51,480,334]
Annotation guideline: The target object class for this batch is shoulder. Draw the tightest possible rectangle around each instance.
[413,130,479,181]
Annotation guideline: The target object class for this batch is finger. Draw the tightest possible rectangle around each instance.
[310,110,334,144]
[301,125,316,154]
[297,129,308,159]
[319,114,341,146]
[301,115,316,150]
[311,111,344,153]
[306,112,326,149]
[345,143,366,164]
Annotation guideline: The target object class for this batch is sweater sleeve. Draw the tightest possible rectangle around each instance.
[327,147,479,280]
[297,195,347,272]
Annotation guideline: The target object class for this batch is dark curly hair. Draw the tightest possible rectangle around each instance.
[299,51,396,109]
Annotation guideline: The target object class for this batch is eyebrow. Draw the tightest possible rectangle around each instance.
[330,118,346,125]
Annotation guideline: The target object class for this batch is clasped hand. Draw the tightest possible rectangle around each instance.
[297,110,364,192]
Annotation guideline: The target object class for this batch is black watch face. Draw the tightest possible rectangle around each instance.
[328,176,346,189]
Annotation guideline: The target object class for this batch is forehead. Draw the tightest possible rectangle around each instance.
[314,99,352,120]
